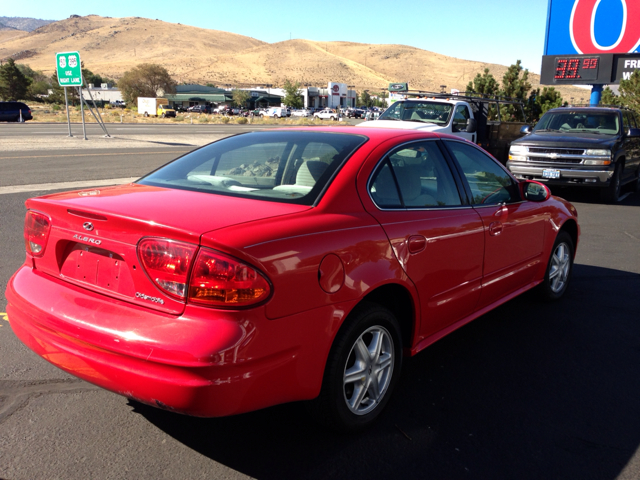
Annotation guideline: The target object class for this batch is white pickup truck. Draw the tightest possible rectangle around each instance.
[360,93,528,164]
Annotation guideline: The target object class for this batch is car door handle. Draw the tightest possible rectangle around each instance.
[408,235,426,254]
[489,222,503,236]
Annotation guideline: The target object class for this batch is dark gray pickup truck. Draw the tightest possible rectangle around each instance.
[507,106,640,202]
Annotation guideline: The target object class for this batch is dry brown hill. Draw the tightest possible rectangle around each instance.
[0,15,591,101]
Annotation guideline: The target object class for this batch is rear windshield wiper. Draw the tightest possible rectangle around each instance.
[534,128,558,132]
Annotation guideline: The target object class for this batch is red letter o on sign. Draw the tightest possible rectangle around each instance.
[570,0,640,53]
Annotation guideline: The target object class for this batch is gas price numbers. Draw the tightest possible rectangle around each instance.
[554,57,600,81]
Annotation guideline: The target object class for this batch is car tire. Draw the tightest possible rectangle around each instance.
[539,230,574,301]
[161,113,166,118]
[307,303,402,432]
[634,168,640,193]
[144,112,149,117]
[601,162,622,203]
[330,116,336,121]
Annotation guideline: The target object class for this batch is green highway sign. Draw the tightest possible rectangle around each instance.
[56,51,83,87]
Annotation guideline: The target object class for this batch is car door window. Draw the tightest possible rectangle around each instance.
[623,111,636,131]
[445,141,519,205]
[370,141,462,208]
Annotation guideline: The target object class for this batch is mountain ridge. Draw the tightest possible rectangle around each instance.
[0,15,591,100]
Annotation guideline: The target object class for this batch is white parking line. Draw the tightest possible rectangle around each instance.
[0,177,138,195]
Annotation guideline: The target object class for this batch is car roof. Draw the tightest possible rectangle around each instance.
[270,125,464,143]
[546,106,623,114]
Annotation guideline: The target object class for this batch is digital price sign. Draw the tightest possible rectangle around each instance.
[553,57,599,81]
[540,54,616,85]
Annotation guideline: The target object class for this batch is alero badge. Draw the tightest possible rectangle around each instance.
[73,234,102,245]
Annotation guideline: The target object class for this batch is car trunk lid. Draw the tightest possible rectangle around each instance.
[26,183,309,314]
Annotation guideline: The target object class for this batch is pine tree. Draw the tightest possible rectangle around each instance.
[0,58,31,101]
[466,68,499,96]
[618,69,640,114]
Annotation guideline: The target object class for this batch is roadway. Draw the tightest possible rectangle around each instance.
[0,129,639,479]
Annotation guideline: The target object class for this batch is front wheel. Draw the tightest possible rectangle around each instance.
[539,231,574,301]
[161,113,166,118]
[307,303,402,431]
[601,163,622,203]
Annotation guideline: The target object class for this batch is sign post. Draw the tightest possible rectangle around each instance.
[56,51,83,138]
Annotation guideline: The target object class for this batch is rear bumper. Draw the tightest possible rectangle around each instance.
[6,266,344,417]
[507,161,614,187]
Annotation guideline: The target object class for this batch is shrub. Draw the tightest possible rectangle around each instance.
[173,116,185,122]
[52,104,61,111]
[198,116,209,123]
[221,116,231,124]
[236,117,248,124]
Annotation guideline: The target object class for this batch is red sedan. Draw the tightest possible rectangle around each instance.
[6,127,579,431]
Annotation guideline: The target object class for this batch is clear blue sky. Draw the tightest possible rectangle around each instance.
[3,0,551,73]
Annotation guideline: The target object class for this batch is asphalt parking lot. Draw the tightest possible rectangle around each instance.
[1,124,639,479]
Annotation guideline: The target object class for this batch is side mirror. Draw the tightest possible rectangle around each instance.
[466,118,477,133]
[520,125,532,134]
[521,180,550,202]
[627,127,640,137]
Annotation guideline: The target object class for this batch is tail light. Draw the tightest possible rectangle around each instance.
[138,238,197,300]
[24,211,52,257]
[189,248,271,307]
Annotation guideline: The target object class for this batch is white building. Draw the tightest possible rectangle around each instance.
[80,84,123,104]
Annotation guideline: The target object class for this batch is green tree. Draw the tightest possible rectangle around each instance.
[498,60,531,121]
[46,72,80,105]
[82,67,117,88]
[358,90,372,107]
[0,58,31,101]
[601,86,620,106]
[500,60,531,101]
[525,87,563,122]
[118,63,176,104]
[466,68,499,96]
[618,69,640,114]
[282,79,303,108]
[232,89,250,108]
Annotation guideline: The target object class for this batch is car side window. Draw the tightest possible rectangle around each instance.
[623,111,636,130]
[370,141,462,208]
[445,141,519,205]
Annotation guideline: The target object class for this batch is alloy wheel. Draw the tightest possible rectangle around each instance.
[343,325,394,415]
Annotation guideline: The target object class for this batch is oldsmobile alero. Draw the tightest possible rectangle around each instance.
[5,127,579,431]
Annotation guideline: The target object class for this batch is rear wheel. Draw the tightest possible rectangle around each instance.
[539,231,574,301]
[308,303,402,431]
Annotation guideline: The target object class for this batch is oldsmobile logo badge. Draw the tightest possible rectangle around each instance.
[83,222,94,231]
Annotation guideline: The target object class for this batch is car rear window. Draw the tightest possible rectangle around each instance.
[138,131,368,205]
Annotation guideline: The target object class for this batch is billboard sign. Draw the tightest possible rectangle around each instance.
[545,0,640,56]
[388,83,408,92]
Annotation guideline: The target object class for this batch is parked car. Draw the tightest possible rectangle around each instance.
[345,108,365,119]
[508,105,640,202]
[261,107,288,118]
[188,105,212,114]
[0,101,32,122]
[6,127,579,431]
[292,108,312,117]
[110,100,126,109]
[314,108,339,120]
